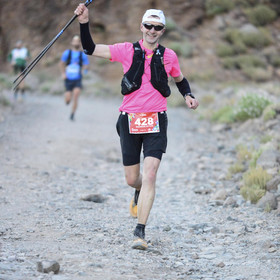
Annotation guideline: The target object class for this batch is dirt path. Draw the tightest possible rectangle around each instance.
[0,93,279,280]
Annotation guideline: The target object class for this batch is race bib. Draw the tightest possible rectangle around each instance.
[66,64,81,80]
[128,112,160,134]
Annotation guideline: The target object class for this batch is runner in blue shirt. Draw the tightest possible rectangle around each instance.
[60,35,89,121]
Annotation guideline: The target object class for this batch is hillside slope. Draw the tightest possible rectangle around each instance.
[1,0,280,83]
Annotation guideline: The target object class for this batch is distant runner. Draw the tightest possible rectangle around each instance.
[75,4,199,250]
[60,35,89,121]
[8,40,30,100]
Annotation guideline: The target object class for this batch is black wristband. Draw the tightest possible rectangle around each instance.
[80,22,96,55]
[176,77,194,98]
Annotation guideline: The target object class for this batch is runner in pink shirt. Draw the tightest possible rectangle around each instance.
[109,39,181,113]
[75,4,199,250]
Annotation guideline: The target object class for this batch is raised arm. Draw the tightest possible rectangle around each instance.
[75,4,111,59]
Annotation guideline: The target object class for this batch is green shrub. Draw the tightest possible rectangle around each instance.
[243,166,271,189]
[237,55,267,69]
[260,134,273,144]
[165,17,177,31]
[236,144,252,162]
[245,5,277,26]
[249,149,263,168]
[234,0,259,7]
[268,54,280,68]
[211,105,235,123]
[233,93,271,121]
[188,71,215,82]
[229,162,246,174]
[262,105,277,121]
[241,28,272,49]
[222,55,267,70]
[240,166,271,203]
[222,57,237,69]
[225,28,272,50]
[242,67,272,82]
[0,95,10,107]
[240,184,266,203]
[224,29,242,45]
[168,41,193,58]
[0,74,12,89]
[264,203,272,212]
[233,40,247,54]
[205,0,234,16]
[227,161,246,179]
[216,43,235,57]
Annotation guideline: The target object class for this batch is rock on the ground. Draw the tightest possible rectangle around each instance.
[266,175,280,191]
[37,260,60,274]
[257,192,278,210]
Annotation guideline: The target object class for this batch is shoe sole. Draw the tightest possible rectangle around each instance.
[132,238,148,250]
[129,198,137,218]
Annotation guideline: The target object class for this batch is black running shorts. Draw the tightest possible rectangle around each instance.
[13,65,25,74]
[64,79,82,91]
[116,112,168,166]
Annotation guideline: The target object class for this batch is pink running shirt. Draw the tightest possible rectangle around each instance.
[109,39,181,113]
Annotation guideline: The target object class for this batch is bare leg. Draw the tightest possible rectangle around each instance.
[72,87,81,114]
[137,156,161,225]
[19,80,25,95]
[124,157,161,224]
[124,163,142,190]
[64,91,72,105]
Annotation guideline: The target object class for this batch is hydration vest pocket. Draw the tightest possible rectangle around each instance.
[121,59,144,95]
[121,76,137,95]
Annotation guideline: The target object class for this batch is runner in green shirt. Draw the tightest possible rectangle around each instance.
[8,40,30,100]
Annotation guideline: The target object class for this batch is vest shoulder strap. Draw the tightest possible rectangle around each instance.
[120,42,145,95]
[79,51,83,67]
[66,49,72,66]
[150,44,171,97]
[133,41,142,52]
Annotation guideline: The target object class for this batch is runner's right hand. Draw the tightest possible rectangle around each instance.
[74,4,89,24]
[61,73,66,80]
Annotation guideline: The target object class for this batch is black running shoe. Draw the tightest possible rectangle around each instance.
[70,113,75,121]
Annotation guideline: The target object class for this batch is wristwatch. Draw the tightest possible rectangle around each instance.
[184,93,195,99]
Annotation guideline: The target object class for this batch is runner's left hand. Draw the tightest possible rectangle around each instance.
[185,96,199,110]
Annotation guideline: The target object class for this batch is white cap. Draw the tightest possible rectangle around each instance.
[142,9,166,25]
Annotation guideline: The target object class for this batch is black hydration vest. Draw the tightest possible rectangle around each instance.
[66,50,83,67]
[121,42,171,97]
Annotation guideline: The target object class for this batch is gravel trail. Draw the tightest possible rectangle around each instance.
[0,93,279,280]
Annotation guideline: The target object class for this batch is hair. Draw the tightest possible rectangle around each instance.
[72,35,80,40]
[16,40,23,46]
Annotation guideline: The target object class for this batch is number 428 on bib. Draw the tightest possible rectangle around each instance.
[128,112,160,134]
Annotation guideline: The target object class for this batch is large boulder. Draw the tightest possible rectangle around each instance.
[257,149,280,170]
[257,192,278,210]
[266,176,280,192]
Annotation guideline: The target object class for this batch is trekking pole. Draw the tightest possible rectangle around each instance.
[13,0,94,91]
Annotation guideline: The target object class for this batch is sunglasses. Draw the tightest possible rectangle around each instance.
[143,23,164,31]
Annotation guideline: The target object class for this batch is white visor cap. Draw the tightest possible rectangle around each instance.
[142,9,166,26]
